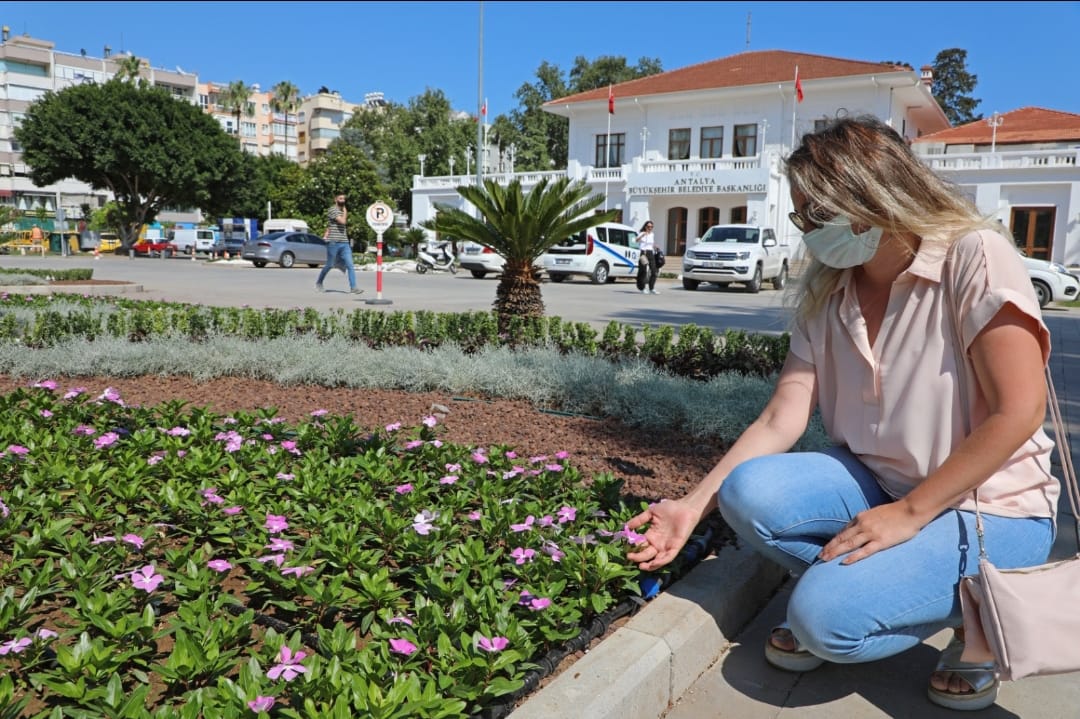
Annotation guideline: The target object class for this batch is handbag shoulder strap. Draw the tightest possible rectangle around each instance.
[943,242,1080,560]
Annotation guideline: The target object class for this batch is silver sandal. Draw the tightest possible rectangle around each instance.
[764,622,825,673]
[926,633,999,711]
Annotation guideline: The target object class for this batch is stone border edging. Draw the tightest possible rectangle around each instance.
[0,284,144,296]
[511,546,787,719]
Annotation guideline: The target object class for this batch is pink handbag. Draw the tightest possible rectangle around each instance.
[957,368,1080,681]
[945,250,1080,681]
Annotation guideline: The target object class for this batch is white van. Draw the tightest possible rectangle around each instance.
[168,228,217,255]
[263,218,309,234]
[540,222,641,284]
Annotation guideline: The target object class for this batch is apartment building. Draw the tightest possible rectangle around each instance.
[297,90,359,166]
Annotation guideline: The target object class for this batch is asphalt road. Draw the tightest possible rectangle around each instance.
[3,253,797,336]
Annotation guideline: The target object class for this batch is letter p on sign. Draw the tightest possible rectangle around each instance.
[366,202,393,233]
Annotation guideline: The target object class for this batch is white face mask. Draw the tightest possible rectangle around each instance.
[802,215,883,269]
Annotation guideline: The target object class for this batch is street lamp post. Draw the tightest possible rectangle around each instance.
[466,145,472,177]
[418,154,426,177]
[640,126,650,158]
[448,156,455,178]
[508,143,516,174]
[987,111,1004,153]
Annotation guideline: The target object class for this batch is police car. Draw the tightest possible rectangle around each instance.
[540,222,641,284]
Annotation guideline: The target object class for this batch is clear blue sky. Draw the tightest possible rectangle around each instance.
[6,1,1079,119]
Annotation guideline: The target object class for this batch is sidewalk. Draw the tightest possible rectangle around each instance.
[515,308,1080,719]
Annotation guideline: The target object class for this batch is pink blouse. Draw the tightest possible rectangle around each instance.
[789,229,1059,519]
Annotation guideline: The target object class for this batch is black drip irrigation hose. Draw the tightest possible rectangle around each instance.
[468,526,717,719]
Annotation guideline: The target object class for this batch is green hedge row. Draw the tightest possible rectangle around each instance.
[0,295,790,379]
[0,267,94,281]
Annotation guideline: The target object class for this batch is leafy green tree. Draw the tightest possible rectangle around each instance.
[229,153,295,223]
[270,80,301,157]
[15,80,246,246]
[569,55,662,92]
[932,48,981,125]
[424,177,617,322]
[296,141,387,249]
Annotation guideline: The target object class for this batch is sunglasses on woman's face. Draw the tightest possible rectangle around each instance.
[788,204,833,233]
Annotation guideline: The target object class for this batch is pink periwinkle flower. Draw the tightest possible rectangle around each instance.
[223,506,243,515]
[545,463,564,472]
[147,455,164,466]
[510,516,535,533]
[281,565,314,577]
[310,409,328,417]
[208,559,232,573]
[167,426,191,436]
[63,387,86,400]
[554,451,570,460]
[35,628,58,640]
[266,538,294,552]
[422,415,438,428]
[38,409,53,418]
[0,498,8,519]
[413,510,438,535]
[503,467,524,479]
[98,387,123,404]
[618,524,648,545]
[542,541,565,563]
[477,636,510,653]
[0,637,32,655]
[264,514,289,533]
[557,506,577,524]
[389,638,418,656]
[131,564,164,593]
[276,472,295,481]
[257,554,286,567]
[73,424,96,436]
[94,432,120,449]
[467,510,482,521]
[385,422,402,432]
[445,463,461,472]
[6,445,29,456]
[248,696,275,712]
[529,455,548,464]
[266,646,307,682]
[280,440,301,456]
[33,379,58,391]
[430,439,443,448]
[91,535,116,545]
[505,450,518,459]
[404,440,424,450]
[121,534,145,549]
[472,451,489,464]
[395,483,413,494]
[439,475,458,485]
[528,596,552,611]
[538,515,555,528]
[510,547,536,565]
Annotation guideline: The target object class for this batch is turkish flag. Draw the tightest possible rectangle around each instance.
[608,85,614,114]
[795,68,804,104]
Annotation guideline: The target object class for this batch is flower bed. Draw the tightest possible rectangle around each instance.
[0,382,645,717]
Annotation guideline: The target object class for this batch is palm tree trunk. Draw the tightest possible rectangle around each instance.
[494,264,545,325]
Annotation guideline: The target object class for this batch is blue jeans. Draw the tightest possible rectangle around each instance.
[717,447,1054,664]
[316,242,357,289]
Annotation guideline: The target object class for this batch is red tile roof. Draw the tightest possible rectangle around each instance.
[913,107,1080,145]
[545,50,912,107]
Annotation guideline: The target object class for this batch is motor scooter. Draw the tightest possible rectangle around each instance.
[416,242,458,274]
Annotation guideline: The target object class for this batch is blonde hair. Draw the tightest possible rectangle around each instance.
[783,116,1000,321]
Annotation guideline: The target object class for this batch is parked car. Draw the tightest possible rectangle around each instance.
[130,239,177,257]
[241,231,330,268]
[97,232,121,253]
[539,221,641,284]
[458,242,506,278]
[681,224,789,293]
[1020,252,1080,307]
[209,237,246,258]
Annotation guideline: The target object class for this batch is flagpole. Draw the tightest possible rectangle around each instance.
[475,1,483,189]
[790,65,799,151]
[605,85,612,210]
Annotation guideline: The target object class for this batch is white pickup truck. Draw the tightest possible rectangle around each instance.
[681,224,790,293]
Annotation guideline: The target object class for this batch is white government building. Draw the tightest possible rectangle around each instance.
[411,50,1080,268]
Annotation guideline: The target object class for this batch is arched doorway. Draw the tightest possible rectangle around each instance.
[667,207,688,255]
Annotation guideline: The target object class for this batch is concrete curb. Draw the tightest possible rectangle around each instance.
[0,284,144,296]
[511,546,786,719]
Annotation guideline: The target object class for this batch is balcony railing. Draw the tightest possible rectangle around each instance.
[637,155,763,173]
[920,149,1080,172]
[413,170,564,190]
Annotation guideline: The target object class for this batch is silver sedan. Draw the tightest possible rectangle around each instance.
[241,231,330,268]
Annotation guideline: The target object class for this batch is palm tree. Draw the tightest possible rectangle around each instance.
[114,54,144,85]
[220,80,255,146]
[270,81,300,159]
[425,177,617,322]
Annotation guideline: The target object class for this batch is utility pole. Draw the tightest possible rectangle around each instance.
[476,1,484,189]
[746,12,751,50]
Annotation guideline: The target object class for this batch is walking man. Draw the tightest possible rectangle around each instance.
[316,191,362,294]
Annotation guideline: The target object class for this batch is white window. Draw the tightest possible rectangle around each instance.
[241,122,257,138]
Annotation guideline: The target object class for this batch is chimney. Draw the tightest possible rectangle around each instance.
[920,65,933,87]
[104,45,111,58]
[2,26,9,42]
